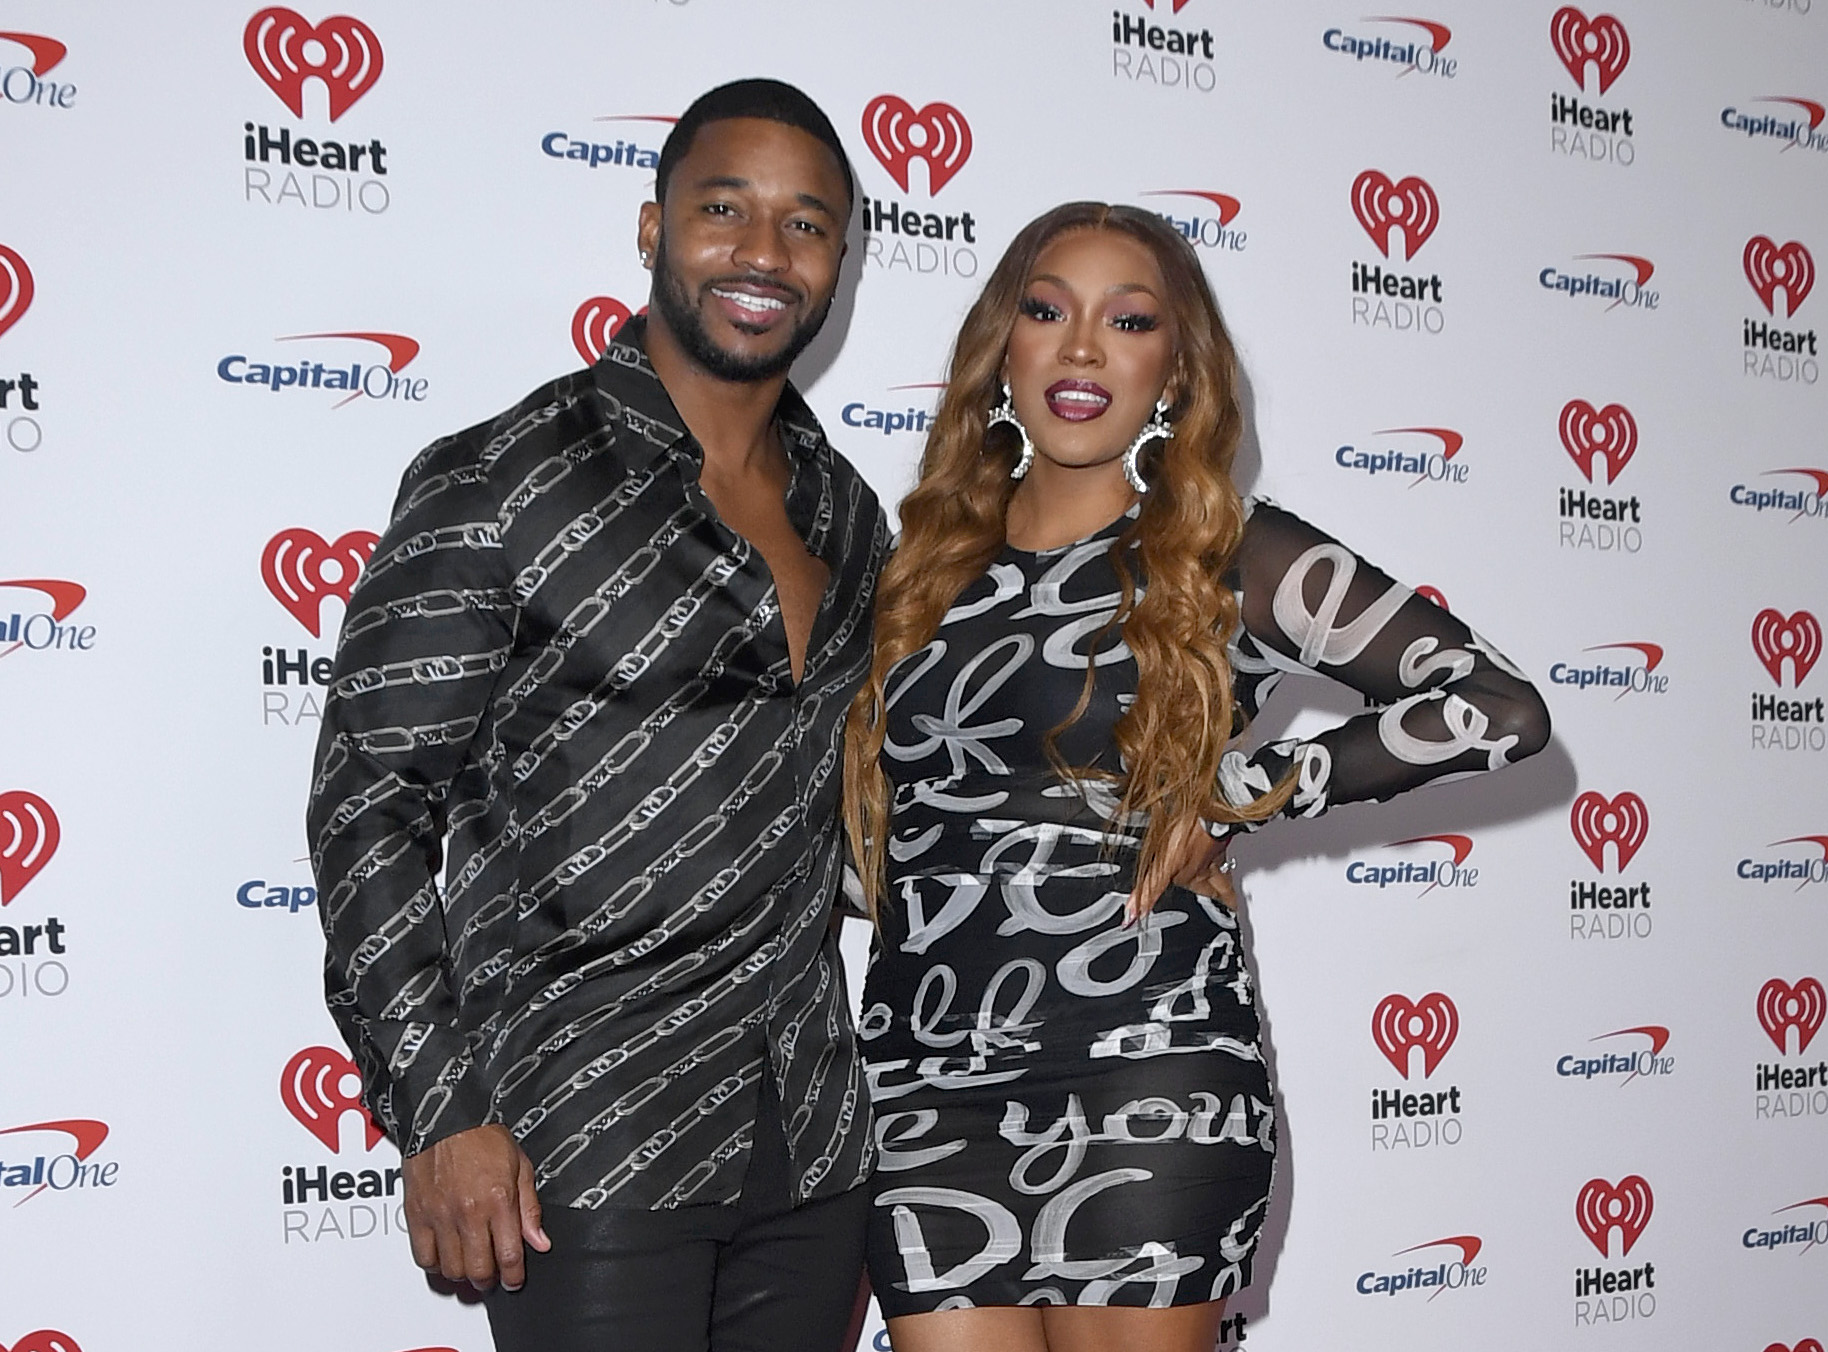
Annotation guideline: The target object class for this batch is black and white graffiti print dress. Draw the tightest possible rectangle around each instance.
[860,499,1549,1315]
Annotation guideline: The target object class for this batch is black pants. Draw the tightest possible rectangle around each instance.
[484,1080,870,1352]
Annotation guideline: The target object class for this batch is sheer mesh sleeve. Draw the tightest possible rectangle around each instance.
[1215,500,1551,826]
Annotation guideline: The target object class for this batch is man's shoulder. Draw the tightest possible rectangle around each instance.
[397,366,612,498]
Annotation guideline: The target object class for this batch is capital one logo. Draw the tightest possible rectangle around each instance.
[1759,977,1826,1055]
[0,1332,83,1352]
[1575,1175,1652,1257]
[1350,171,1438,261]
[245,8,382,121]
[1753,610,1822,687]
[861,96,972,195]
[572,295,636,365]
[0,30,68,76]
[281,1046,382,1151]
[0,579,88,660]
[0,243,34,340]
[1372,993,1458,1078]
[0,791,59,905]
[1559,399,1636,485]
[1746,237,1815,322]
[1570,791,1648,872]
[261,528,378,637]
[1550,7,1630,95]
[0,1119,110,1206]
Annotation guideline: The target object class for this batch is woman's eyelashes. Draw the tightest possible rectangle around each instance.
[1016,295,1161,333]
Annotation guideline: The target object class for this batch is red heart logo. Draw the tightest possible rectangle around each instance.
[281,1046,383,1151]
[1558,399,1637,486]
[1751,609,1822,688]
[1758,977,1827,1056]
[0,1332,84,1352]
[572,296,634,365]
[1569,791,1649,873]
[1745,237,1816,321]
[244,8,384,122]
[0,244,35,341]
[1765,1341,1826,1352]
[1549,7,1631,95]
[1371,993,1459,1079]
[861,96,973,196]
[261,528,378,638]
[1575,1175,1653,1257]
[1349,171,1438,261]
[0,791,60,906]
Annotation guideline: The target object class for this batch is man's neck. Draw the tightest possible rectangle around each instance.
[643,311,789,474]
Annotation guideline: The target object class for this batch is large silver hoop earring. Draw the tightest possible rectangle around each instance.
[1124,397,1173,494]
[988,382,1036,480]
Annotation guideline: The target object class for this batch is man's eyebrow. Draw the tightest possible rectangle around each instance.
[689,176,839,219]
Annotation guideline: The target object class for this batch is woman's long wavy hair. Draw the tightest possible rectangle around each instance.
[843,202,1294,917]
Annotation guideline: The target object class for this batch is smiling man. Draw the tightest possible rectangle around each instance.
[305,80,883,1352]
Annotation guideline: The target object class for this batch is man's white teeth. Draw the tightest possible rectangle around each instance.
[714,288,786,312]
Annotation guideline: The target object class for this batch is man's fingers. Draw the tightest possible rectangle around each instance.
[406,1210,440,1272]
[460,1208,503,1288]
[519,1154,551,1253]
[492,1200,528,1291]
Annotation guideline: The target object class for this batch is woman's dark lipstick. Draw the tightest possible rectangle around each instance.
[1044,379,1112,422]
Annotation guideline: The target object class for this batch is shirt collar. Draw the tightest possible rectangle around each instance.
[591,315,833,473]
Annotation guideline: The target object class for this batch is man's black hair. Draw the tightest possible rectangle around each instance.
[656,78,855,211]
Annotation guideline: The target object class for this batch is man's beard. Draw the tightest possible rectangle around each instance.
[649,237,832,384]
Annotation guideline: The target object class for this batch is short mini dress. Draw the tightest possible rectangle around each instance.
[859,499,1547,1313]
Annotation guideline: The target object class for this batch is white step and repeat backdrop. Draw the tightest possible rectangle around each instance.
[3,2,1825,1349]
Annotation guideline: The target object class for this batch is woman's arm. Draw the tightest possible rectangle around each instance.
[1217,500,1552,822]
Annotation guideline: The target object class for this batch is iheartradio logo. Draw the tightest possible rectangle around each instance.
[245,8,382,122]
[1351,171,1438,261]
[1570,791,1649,872]
[1558,399,1636,485]
[861,96,972,195]
[0,1333,83,1352]
[261,527,378,638]
[1550,7,1630,96]
[0,790,60,905]
[572,295,636,365]
[281,1046,383,1151]
[1759,977,1826,1055]
[0,243,34,341]
[1745,237,1815,321]
[1752,609,1822,687]
[1372,993,1458,1078]
[1575,1175,1652,1257]
[1765,1342,1826,1352]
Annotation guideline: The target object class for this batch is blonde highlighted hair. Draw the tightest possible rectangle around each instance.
[842,202,1292,915]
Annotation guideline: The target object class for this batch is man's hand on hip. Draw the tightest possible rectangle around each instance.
[403,1124,550,1291]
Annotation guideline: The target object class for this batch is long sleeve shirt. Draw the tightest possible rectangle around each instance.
[306,319,886,1209]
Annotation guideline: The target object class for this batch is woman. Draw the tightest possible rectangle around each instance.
[842,203,1550,1352]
